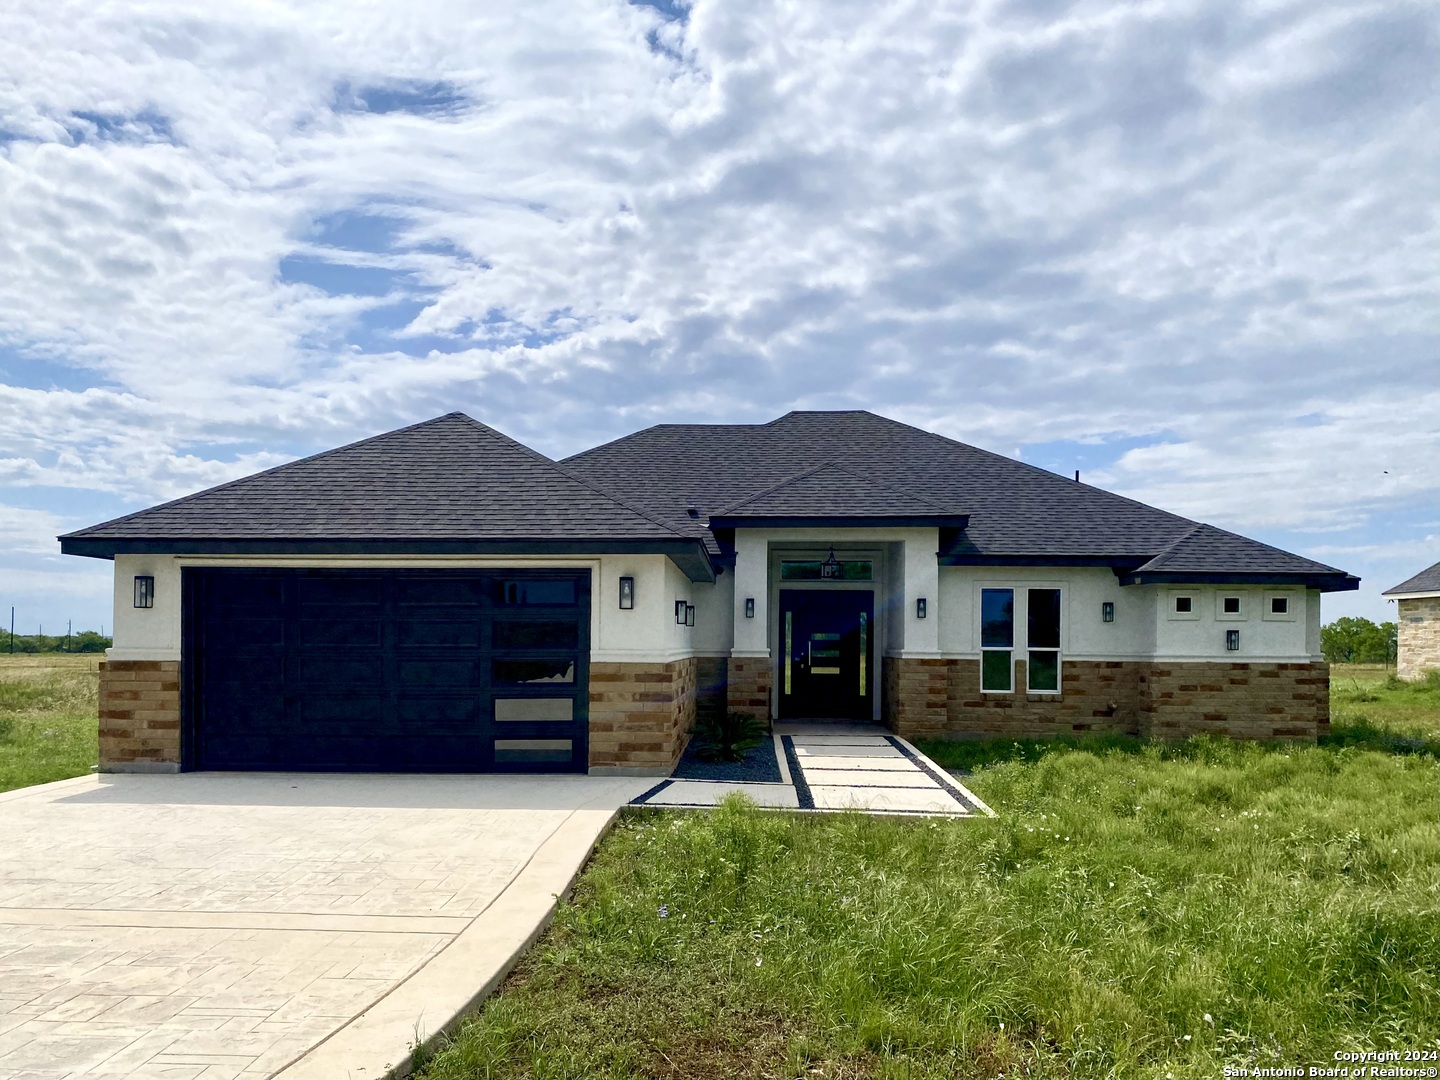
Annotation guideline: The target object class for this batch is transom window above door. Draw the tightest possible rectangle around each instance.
[780,560,873,581]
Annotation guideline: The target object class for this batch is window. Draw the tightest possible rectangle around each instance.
[496,579,577,606]
[780,560,872,581]
[1168,592,1199,620]
[1222,596,1241,614]
[492,659,575,685]
[980,588,1013,692]
[494,620,578,648]
[1027,588,1061,692]
[1263,593,1297,621]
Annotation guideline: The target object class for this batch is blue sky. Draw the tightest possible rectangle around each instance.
[0,0,1435,636]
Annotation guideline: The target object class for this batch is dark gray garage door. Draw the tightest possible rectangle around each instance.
[182,568,590,772]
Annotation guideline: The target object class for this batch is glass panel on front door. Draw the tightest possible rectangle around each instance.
[778,589,874,720]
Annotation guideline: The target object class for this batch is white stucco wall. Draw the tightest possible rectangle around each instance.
[936,567,1315,662]
[108,553,707,664]
[109,550,1326,669]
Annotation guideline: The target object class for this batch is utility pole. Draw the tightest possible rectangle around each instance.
[66,619,71,653]
[8,607,12,654]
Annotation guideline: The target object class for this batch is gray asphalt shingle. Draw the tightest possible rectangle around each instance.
[61,408,1358,588]
[63,413,684,542]
[1384,561,1440,596]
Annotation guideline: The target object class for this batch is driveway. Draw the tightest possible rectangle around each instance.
[0,771,647,1079]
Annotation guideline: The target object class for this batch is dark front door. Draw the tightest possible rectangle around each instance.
[778,589,873,720]
[182,568,590,772]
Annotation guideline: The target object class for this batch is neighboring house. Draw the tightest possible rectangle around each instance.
[60,410,1358,776]
[1383,561,1440,679]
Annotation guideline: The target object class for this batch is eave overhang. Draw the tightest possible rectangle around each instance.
[937,553,1146,572]
[57,536,718,583]
[707,514,970,531]
[1118,570,1361,593]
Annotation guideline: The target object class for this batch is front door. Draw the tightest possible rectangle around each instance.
[778,589,873,720]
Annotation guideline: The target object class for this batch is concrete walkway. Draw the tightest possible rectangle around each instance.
[634,733,993,817]
[0,771,647,1079]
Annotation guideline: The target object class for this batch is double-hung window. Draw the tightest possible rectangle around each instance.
[980,588,1015,691]
[981,586,1063,693]
[1026,588,1061,692]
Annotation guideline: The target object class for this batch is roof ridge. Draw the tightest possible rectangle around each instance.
[1137,520,1348,575]
[830,412,1209,534]
[713,460,840,514]
[61,412,466,540]
[1136,522,1207,569]
[453,414,691,539]
[712,458,964,517]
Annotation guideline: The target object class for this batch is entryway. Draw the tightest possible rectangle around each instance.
[777,589,873,720]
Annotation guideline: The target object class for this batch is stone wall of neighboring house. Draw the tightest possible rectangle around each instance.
[98,660,181,772]
[588,658,696,775]
[883,659,1329,742]
[726,656,772,719]
[1396,597,1440,679]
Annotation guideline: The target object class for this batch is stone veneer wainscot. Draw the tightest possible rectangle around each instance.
[588,658,696,775]
[98,660,181,772]
[885,658,1329,742]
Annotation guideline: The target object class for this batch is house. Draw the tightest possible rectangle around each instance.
[1383,561,1440,679]
[60,410,1358,776]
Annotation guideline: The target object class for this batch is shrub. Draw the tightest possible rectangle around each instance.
[692,710,767,763]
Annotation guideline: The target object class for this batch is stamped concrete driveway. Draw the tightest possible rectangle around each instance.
[0,772,647,1080]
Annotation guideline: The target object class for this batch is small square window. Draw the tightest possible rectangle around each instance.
[1175,596,1192,614]
[1270,596,1288,615]
[1222,596,1241,614]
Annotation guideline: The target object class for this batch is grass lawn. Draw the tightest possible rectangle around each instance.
[418,665,1439,1080]
[0,654,101,793]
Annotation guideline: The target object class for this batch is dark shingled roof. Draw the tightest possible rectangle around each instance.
[1384,561,1440,596]
[1133,524,1344,576]
[711,461,965,522]
[61,408,1359,590]
[563,410,1357,589]
[61,414,701,566]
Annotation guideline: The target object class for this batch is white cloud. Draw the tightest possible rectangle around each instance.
[0,0,1434,626]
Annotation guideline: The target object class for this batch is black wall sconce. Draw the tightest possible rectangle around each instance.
[675,600,688,625]
[686,604,696,627]
[1102,601,1115,623]
[618,576,635,610]
[1226,629,1241,651]
[744,597,755,619]
[133,576,155,609]
[915,597,927,619]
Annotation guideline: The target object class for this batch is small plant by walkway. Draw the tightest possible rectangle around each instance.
[0,655,99,793]
[418,673,1439,1079]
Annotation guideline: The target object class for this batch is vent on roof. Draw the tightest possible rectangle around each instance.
[686,505,699,518]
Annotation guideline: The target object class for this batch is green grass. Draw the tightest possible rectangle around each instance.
[418,666,1439,1080]
[0,655,100,793]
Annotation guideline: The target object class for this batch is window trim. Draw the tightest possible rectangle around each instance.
[979,586,1015,694]
[1216,594,1247,621]
[978,584,1064,695]
[1262,592,1298,622]
[1167,591,1200,621]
